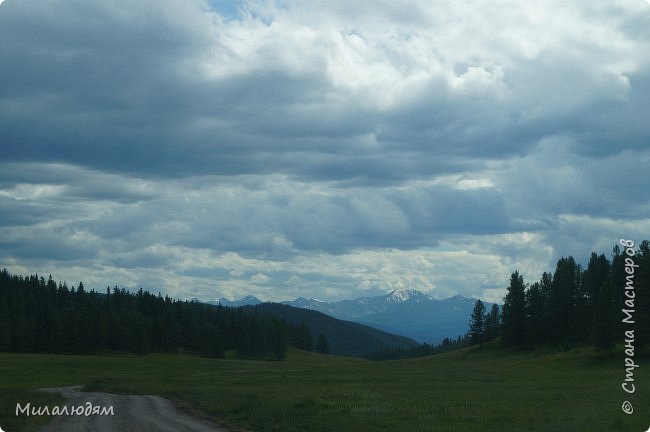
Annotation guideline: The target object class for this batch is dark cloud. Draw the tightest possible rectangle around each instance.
[0,0,649,301]
[1,0,647,182]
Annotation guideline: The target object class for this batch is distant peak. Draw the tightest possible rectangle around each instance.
[216,295,262,306]
[386,289,432,303]
[448,294,469,300]
[443,294,483,304]
[310,298,326,303]
[290,296,309,303]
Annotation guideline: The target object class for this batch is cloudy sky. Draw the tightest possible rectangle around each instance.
[1,0,649,303]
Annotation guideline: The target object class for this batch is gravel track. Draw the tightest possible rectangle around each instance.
[37,386,234,432]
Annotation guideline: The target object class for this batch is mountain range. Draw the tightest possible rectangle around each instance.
[243,303,418,356]
[214,289,495,344]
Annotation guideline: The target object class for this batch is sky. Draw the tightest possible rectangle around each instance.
[0,0,649,303]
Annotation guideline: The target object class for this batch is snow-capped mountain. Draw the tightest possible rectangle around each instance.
[355,293,493,345]
[281,289,495,344]
[281,290,420,320]
[209,295,262,308]
[215,289,496,345]
[384,289,433,304]
[283,289,439,319]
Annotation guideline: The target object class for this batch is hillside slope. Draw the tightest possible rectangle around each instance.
[247,303,418,356]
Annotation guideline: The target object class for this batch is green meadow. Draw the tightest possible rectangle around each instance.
[1,345,648,432]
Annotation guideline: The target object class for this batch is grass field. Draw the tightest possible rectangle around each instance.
[1,345,648,432]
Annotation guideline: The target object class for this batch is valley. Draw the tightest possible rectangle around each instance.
[1,345,647,432]
[215,289,495,344]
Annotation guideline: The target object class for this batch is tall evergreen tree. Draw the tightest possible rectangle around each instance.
[315,333,330,354]
[468,300,486,346]
[580,253,611,342]
[268,322,287,360]
[593,280,616,354]
[636,241,650,348]
[525,282,545,346]
[583,253,610,310]
[0,299,11,351]
[550,257,579,347]
[289,321,313,351]
[502,271,526,346]
[611,244,626,332]
[484,304,501,342]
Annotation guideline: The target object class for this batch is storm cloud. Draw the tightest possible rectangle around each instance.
[0,0,649,302]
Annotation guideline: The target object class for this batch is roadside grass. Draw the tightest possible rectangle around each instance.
[0,344,648,432]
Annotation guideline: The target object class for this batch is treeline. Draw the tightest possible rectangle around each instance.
[467,300,501,347]
[468,240,650,352]
[286,321,330,354]
[0,269,316,360]
[365,335,468,361]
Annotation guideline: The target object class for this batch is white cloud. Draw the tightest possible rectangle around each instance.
[250,272,271,284]
[0,0,649,304]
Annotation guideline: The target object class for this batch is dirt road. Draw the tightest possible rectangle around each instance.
[37,386,235,432]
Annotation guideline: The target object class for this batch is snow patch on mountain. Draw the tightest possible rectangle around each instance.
[386,289,433,304]
[210,289,497,344]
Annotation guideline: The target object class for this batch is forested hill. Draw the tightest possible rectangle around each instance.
[249,303,419,356]
[0,269,314,360]
[463,240,650,353]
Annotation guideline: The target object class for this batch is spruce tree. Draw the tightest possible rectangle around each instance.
[0,299,11,351]
[270,324,287,360]
[593,280,616,354]
[636,241,650,348]
[502,271,526,346]
[525,282,545,346]
[484,304,500,342]
[530,272,553,344]
[316,333,330,354]
[468,300,486,346]
[583,253,610,311]
[550,257,579,347]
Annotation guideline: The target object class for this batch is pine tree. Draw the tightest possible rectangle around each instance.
[550,257,579,347]
[289,321,313,351]
[593,280,616,354]
[0,299,11,351]
[611,245,626,339]
[484,304,500,342]
[315,333,330,354]
[531,272,553,344]
[468,300,486,346]
[525,282,545,346]
[636,241,650,348]
[502,271,526,346]
[583,253,610,311]
[269,323,287,360]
